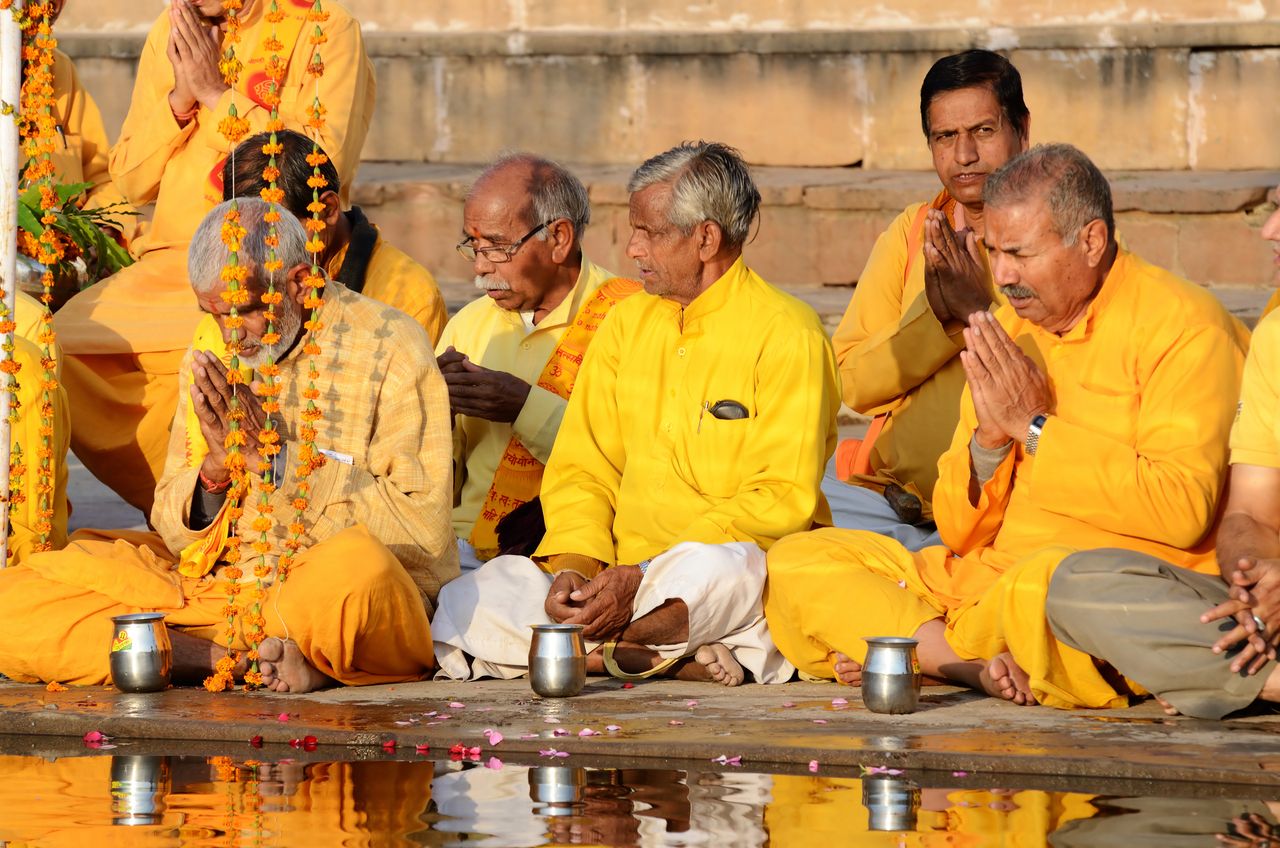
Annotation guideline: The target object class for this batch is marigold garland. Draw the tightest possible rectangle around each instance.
[205,0,329,692]
[5,1,62,554]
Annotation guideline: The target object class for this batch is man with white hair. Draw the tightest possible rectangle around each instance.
[435,154,627,571]
[0,198,456,693]
[432,142,840,686]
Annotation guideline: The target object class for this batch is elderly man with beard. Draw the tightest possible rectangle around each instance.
[0,199,456,693]
[764,144,1249,704]
[432,142,839,686]
[54,0,374,515]
[434,154,629,571]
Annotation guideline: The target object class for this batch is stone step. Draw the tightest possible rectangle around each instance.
[352,162,1280,323]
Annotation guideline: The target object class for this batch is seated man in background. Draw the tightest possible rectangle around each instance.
[0,199,456,692]
[436,153,625,571]
[1042,197,1280,720]
[223,130,448,343]
[825,49,1028,549]
[765,144,1249,703]
[433,142,840,686]
[54,0,374,514]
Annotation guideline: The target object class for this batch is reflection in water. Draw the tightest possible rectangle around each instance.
[0,753,1274,846]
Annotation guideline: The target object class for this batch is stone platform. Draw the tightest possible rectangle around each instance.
[2,678,1278,792]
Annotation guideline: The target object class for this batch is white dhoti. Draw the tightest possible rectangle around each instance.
[430,541,795,684]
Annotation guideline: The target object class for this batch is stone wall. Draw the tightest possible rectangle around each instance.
[54,3,1280,171]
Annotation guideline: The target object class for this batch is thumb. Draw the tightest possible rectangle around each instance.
[569,579,602,602]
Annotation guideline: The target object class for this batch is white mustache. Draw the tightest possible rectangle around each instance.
[474,275,511,292]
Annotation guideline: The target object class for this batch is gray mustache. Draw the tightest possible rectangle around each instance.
[1000,284,1036,300]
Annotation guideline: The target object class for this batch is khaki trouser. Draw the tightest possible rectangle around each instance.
[1046,549,1274,719]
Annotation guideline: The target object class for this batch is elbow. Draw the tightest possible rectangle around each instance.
[1144,480,1219,550]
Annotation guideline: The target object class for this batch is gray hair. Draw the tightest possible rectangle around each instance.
[627,141,760,250]
[188,198,309,294]
[983,143,1115,246]
[470,152,591,242]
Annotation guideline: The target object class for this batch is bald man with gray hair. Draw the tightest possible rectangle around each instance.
[432,142,840,687]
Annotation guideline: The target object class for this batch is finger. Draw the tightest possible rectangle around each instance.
[981,311,1025,360]
[1202,597,1249,623]
[965,318,1000,371]
[189,386,219,427]
[1212,623,1251,655]
[1230,640,1263,674]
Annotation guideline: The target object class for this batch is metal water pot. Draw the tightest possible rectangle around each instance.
[529,623,586,697]
[862,774,921,831]
[109,612,173,693]
[862,636,921,714]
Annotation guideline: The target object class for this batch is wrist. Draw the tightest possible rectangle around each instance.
[199,458,230,487]
[974,428,1012,451]
[1024,412,1049,456]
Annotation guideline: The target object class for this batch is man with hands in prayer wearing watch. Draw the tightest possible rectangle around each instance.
[763,143,1250,707]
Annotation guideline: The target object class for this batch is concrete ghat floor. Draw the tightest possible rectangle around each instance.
[2,678,1278,791]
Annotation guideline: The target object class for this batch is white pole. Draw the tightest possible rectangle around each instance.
[0,0,23,565]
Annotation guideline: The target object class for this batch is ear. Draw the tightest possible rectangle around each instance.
[1017,115,1031,152]
[696,220,724,262]
[284,262,313,306]
[547,218,575,264]
[1080,218,1110,267]
[321,190,343,228]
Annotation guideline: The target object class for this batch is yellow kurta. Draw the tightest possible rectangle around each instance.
[436,258,614,539]
[1229,309,1280,468]
[765,250,1249,706]
[534,258,840,575]
[47,49,137,241]
[831,191,1004,512]
[0,283,455,686]
[333,229,449,345]
[54,0,375,514]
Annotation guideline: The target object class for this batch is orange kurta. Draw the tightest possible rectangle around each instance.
[54,0,375,513]
[765,250,1249,706]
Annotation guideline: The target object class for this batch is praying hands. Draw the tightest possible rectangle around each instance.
[923,206,991,325]
[960,311,1052,449]
[189,349,270,488]
[166,0,228,117]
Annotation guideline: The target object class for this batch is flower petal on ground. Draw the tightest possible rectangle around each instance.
[812,719,828,725]
[578,728,601,737]
[809,760,820,772]
[449,702,466,709]
[276,713,290,722]
[831,698,848,706]
[669,720,684,726]
[606,725,622,732]
[484,729,504,746]
[486,757,503,770]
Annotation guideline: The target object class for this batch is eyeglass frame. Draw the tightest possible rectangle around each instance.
[456,221,554,264]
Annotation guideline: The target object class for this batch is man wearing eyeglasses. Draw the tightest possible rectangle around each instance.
[824,50,1028,552]
[434,154,631,572]
[432,142,839,687]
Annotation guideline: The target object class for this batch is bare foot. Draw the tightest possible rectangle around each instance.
[832,652,862,685]
[977,652,1037,706]
[1155,696,1181,716]
[694,644,744,687]
[258,638,334,694]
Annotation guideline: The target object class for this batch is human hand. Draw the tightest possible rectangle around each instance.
[1203,557,1280,674]
[169,0,227,112]
[190,350,269,486]
[165,20,197,117]
[564,565,643,641]
[545,568,590,623]
[436,346,470,376]
[923,207,991,325]
[442,359,532,423]
[959,311,1051,449]
[1217,812,1280,847]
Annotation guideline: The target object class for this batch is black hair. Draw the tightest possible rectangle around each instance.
[221,129,340,219]
[919,50,1029,140]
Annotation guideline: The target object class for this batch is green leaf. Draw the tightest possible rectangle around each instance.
[17,201,42,236]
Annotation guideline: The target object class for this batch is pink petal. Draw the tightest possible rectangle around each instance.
[276,713,290,722]
[543,717,559,724]
[423,711,438,717]
[484,729,504,746]
[669,720,684,726]
[437,714,452,720]
[605,725,622,732]
[782,702,796,708]
[552,728,569,737]
[886,768,904,776]
[865,766,887,774]
[812,719,828,725]
[553,751,570,758]
[952,771,969,777]
[621,682,635,689]
[831,698,848,706]
[82,730,107,743]
[394,720,415,726]
[685,700,699,707]
[449,702,466,709]
[415,744,430,754]
[486,757,503,770]
[578,728,601,737]
[725,755,742,766]
[539,748,558,757]
[808,760,820,772]
[382,740,397,751]
[467,746,482,758]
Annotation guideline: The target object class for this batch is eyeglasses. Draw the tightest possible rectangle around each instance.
[456,222,550,264]
[928,116,1006,150]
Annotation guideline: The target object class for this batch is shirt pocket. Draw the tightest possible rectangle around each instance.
[673,413,753,499]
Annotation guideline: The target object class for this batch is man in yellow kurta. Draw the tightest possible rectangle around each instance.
[435,154,622,571]
[765,144,1249,703]
[1038,193,1280,719]
[54,0,374,514]
[432,142,840,685]
[223,130,448,342]
[825,50,1028,550]
[0,199,455,692]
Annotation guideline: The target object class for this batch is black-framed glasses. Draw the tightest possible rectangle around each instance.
[456,222,550,263]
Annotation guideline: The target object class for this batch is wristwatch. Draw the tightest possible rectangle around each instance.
[1026,414,1048,456]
